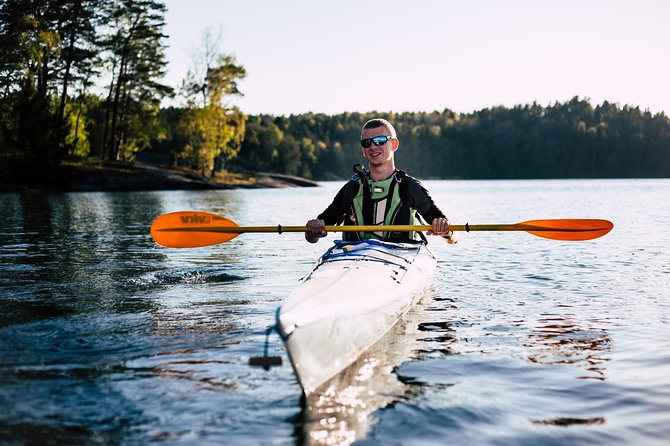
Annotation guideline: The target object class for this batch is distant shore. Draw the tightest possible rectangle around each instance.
[0,160,320,193]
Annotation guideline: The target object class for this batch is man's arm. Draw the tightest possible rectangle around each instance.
[407,179,457,243]
[304,181,355,243]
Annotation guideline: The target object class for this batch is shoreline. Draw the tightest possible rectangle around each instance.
[0,161,320,193]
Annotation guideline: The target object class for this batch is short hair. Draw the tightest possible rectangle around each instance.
[362,118,396,139]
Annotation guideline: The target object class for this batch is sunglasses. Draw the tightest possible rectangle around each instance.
[360,135,393,148]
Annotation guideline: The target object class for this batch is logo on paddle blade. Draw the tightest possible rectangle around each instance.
[180,215,211,224]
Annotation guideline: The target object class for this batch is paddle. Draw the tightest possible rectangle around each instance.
[150,211,613,248]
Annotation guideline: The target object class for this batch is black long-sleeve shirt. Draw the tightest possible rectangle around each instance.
[317,174,446,226]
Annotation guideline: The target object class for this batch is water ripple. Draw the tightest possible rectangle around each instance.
[1,182,670,445]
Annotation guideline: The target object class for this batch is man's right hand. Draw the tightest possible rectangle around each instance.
[305,219,327,243]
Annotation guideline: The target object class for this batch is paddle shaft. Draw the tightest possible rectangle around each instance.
[158,223,603,234]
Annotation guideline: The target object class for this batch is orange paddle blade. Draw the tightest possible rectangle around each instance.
[518,219,614,241]
[150,211,241,248]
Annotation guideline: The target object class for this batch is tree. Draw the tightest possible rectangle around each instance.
[0,0,102,167]
[179,28,246,176]
[99,0,172,161]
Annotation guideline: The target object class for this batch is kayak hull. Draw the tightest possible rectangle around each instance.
[277,239,436,395]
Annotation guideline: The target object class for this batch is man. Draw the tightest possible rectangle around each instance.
[305,118,457,244]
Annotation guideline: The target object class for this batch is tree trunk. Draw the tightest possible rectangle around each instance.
[109,58,126,161]
[109,12,142,161]
[102,61,117,160]
[56,0,83,159]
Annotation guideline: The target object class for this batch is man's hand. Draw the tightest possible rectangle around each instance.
[428,217,458,244]
[305,219,327,243]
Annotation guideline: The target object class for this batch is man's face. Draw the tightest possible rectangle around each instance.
[360,127,397,166]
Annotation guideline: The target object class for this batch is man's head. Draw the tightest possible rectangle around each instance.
[360,118,399,170]
[361,118,396,140]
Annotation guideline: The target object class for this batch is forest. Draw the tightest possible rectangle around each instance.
[214,101,670,180]
[2,0,669,184]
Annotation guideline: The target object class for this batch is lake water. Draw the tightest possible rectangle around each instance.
[1,179,669,445]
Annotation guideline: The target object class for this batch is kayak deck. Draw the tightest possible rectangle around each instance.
[277,239,436,395]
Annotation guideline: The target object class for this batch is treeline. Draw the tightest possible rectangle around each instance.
[2,3,669,182]
[278,101,670,179]
[1,0,244,178]
[191,98,670,180]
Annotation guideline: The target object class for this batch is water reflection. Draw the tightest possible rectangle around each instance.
[525,312,612,380]
[0,190,249,444]
[532,416,606,426]
[1,191,171,327]
[143,348,238,392]
[296,299,428,445]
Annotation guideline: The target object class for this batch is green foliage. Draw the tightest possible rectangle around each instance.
[0,0,173,172]
[230,99,670,180]
[64,100,90,157]
[178,36,246,176]
[0,0,105,166]
[100,0,173,161]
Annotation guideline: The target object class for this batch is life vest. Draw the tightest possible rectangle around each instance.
[344,164,421,242]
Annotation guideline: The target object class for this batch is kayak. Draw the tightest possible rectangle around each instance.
[276,239,436,396]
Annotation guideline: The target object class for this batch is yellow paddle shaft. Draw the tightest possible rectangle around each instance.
[161,223,600,234]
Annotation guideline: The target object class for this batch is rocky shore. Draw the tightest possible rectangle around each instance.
[0,161,320,193]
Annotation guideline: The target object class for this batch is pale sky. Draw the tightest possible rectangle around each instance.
[162,0,669,116]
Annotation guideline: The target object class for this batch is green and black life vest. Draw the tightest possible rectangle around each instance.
[343,164,424,242]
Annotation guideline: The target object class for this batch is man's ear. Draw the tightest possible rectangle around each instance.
[392,138,399,151]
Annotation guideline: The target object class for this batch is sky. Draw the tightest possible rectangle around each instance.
[162,0,669,116]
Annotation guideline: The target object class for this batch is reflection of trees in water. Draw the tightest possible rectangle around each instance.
[3,192,167,325]
[525,313,612,380]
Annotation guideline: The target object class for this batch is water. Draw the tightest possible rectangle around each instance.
[1,179,669,445]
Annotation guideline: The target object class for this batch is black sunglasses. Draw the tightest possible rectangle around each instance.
[360,135,393,148]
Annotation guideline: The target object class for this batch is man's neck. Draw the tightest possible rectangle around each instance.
[368,163,396,181]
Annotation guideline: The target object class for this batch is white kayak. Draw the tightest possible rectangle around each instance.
[276,239,436,396]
